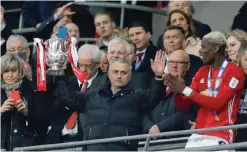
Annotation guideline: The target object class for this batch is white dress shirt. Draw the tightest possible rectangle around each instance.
[61,71,99,136]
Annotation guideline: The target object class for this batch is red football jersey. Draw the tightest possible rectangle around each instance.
[174,62,245,143]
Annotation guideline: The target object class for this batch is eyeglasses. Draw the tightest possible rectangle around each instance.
[7,47,28,52]
[167,61,189,66]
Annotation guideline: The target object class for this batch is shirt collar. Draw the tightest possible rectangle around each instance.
[136,48,147,55]
[78,70,98,87]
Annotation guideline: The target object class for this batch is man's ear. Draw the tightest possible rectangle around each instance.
[213,46,219,54]
[187,63,191,71]
[147,32,151,40]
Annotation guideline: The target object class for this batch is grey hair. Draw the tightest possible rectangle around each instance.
[6,35,29,51]
[78,44,102,63]
[167,0,195,16]
[203,30,227,47]
[109,58,132,73]
[1,53,25,83]
[108,38,134,54]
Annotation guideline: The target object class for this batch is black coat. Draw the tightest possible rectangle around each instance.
[46,71,104,144]
[55,78,165,151]
[1,78,37,151]
[1,25,13,56]
[185,54,203,85]
[133,42,157,82]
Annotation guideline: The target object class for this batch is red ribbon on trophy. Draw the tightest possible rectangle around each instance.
[68,37,87,82]
[34,38,47,91]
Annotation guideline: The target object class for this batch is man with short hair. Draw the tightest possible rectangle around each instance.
[55,51,166,150]
[128,22,157,79]
[143,50,196,134]
[94,11,118,49]
[6,35,32,80]
[163,25,202,84]
[46,44,104,144]
[164,31,245,148]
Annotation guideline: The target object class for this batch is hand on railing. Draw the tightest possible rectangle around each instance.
[189,120,196,129]
[148,125,160,134]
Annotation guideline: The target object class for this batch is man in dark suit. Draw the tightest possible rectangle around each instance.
[46,44,103,144]
[128,22,158,80]
[232,2,247,32]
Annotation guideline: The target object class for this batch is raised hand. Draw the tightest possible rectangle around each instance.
[56,2,75,18]
[151,50,166,76]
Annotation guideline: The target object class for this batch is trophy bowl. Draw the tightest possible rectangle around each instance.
[45,38,68,76]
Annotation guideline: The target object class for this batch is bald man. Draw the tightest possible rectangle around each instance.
[143,50,198,134]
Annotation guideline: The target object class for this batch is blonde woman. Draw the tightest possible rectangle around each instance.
[226,29,247,64]
[1,54,37,150]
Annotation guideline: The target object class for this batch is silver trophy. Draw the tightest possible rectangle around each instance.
[44,38,68,75]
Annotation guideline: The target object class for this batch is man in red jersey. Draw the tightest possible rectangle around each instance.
[163,30,245,148]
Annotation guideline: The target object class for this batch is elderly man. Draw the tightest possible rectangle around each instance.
[6,35,32,80]
[163,25,202,85]
[94,11,118,49]
[93,38,149,89]
[164,31,245,148]
[46,44,104,144]
[143,50,198,134]
[55,50,166,150]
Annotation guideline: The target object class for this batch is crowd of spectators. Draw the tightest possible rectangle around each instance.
[1,0,247,151]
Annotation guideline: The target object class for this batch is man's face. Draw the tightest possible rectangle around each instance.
[167,51,190,77]
[199,40,215,65]
[7,39,30,62]
[66,23,80,39]
[239,51,247,75]
[128,27,150,50]
[94,15,115,38]
[163,29,184,54]
[170,0,191,16]
[107,42,127,62]
[108,62,131,89]
[78,56,99,80]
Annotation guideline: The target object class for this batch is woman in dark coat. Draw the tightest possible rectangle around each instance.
[1,54,37,151]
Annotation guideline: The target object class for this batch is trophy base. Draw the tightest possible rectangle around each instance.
[46,69,65,76]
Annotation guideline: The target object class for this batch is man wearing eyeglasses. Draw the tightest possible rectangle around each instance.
[6,35,32,80]
[143,49,197,135]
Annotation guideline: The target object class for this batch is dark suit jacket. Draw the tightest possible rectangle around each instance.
[133,42,157,83]
[46,70,104,144]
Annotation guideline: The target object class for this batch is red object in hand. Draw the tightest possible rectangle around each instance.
[10,91,20,104]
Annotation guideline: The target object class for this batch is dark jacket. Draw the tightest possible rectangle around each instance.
[1,24,13,56]
[22,1,54,27]
[55,78,165,151]
[1,78,37,151]
[185,54,203,85]
[46,71,104,144]
[232,2,247,32]
[133,42,157,81]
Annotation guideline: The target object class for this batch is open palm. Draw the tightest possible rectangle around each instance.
[151,50,166,76]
